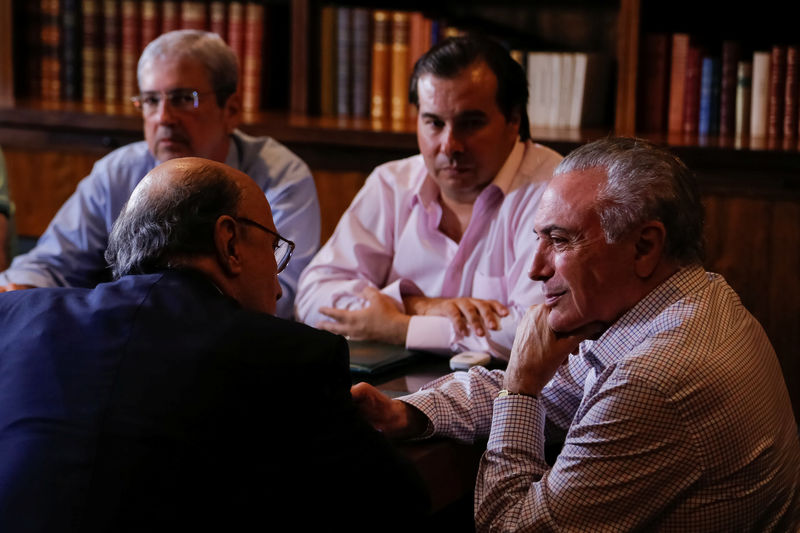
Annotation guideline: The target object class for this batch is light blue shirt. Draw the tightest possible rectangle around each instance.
[0,130,320,319]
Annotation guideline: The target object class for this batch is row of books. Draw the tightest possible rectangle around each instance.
[524,51,611,130]
[318,6,462,122]
[19,0,283,113]
[638,33,800,140]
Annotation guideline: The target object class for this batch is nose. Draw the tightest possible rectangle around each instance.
[152,96,177,124]
[529,239,554,282]
[441,126,464,159]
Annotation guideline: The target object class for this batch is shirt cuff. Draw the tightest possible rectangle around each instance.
[406,315,454,354]
[487,394,546,456]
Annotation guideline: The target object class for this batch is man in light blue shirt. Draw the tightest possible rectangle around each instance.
[0,30,320,319]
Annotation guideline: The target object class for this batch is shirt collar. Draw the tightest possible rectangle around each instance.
[581,265,709,372]
[412,140,524,208]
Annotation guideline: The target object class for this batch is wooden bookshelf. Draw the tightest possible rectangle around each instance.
[0,0,798,417]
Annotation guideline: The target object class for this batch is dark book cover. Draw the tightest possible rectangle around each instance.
[719,40,741,136]
[351,7,370,118]
[319,4,336,116]
[102,0,121,105]
[241,1,264,113]
[767,44,786,139]
[698,56,721,136]
[335,6,351,117]
[40,0,61,102]
[161,0,179,34]
[637,32,670,133]
[370,10,391,120]
[682,42,703,134]
[61,0,81,101]
[227,1,245,72]
[783,45,799,138]
[180,1,207,31]
[120,0,140,101]
[210,1,227,40]
[390,11,409,123]
[668,33,690,134]
[140,0,160,49]
[81,0,102,103]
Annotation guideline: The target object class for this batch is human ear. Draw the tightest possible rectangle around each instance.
[222,91,242,133]
[633,221,666,278]
[214,215,243,276]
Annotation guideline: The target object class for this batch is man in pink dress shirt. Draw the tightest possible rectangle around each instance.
[296,35,562,360]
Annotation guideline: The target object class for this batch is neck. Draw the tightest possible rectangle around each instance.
[437,193,476,243]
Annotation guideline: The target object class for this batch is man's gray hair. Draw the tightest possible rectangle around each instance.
[555,137,705,264]
[105,162,241,279]
[138,29,238,107]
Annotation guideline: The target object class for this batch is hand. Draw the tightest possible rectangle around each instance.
[403,295,509,338]
[0,283,35,293]
[350,382,429,440]
[503,305,604,396]
[318,286,411,345]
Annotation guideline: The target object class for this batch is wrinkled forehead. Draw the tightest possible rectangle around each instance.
[534,169,605,229]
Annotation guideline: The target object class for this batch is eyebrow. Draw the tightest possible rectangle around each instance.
[533,224,568,237]
[420,110,488,121]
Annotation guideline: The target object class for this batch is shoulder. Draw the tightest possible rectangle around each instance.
[517,141,563,183]
[232,130,312,187]
[365,153,426,193]
[84,141,155,190]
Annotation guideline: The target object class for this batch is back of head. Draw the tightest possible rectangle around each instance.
[138,29,238,106]
[409,34,531,141]
[556,136,705,265]
[105,158,241,279]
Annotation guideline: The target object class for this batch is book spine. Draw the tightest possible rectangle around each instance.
[40,0,61,102]
[709,56,721,135]
[682,43,702,134]
[319,4,336,116]
[335,7,351,117]
[121,0,141,101]
[103,0,120,105]
[81,0,102,103]
[210,1,227,40]
[719,40,740,136]
[350,7,370,118]
[767,45,786,139]
[61,0,81,101]
[750,51,771,138]
[698,56,714,136]
[407,11,429,119]
[241,1,263,113]
[735,60,752,137]
[181,1,208,31]
[784,45,799,139]
[161,0,180,33]
[370,10,390,121]
[667,33,690,133]
[140,0,160,49]
[390,11,409,123]
[227,2,245,71]
[637,32,670,133]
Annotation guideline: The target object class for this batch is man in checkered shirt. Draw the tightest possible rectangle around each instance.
[353,137,800,531]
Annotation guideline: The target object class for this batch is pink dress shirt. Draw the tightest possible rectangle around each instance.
[295,140,562,359]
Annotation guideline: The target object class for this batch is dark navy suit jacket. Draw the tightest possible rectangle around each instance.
[0,270,428,532]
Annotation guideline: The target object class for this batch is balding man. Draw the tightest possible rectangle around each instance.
[0,30,320,318]
[0,158,427,532]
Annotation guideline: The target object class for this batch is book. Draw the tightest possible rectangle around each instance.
[40,0,61,102]
[241,1,263,113]
[210,1,227,40]
[667,33,690,133]
[698,56,721,136]
[390,11,410,123]
[526,51,550,129]
[750,51,771,139]
[140,1,160,50]
[227,1,245,72]
[546,52,562,128]
[571,52,610,128]
[406,11,431,119]
[81,0,102,103]
[719,40,741,136]
[121,0,140,101]
[682,42,703,134]
[637,32,671,133]
[319,4,337,116]
[350,7,370,118]
[767,45,786,139]
[734,60,752,137]
[335,7,351,117]
[103,0,121,105]
[61,0,80,101]
[370,10,391,121]
[784,45,799,139]
[180,1,207,31]
[161,0,180,34]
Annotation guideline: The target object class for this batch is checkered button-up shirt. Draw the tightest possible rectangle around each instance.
[402,266,800,531]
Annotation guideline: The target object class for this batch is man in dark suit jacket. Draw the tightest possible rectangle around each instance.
[0,157,429,532]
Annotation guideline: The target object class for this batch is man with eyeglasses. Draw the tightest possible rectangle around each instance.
[0,157,429,532]
[0,29,320,319]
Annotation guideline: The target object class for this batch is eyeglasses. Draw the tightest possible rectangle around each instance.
[234,217,295,274]
[131,89,216,115]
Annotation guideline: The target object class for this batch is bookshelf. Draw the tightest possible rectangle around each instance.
[0,0,798,417]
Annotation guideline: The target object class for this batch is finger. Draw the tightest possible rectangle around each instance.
[442,302,469,337]
[488,299,510,317]
[316,320,353,337]
[318,306,349,321]
[454,301,486,336]
[473,300,505,330]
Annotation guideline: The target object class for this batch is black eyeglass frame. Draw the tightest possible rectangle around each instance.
[234,216,295,273]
